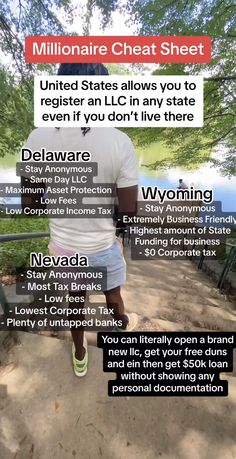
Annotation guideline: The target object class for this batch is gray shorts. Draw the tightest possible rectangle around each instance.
[48,239,126,292]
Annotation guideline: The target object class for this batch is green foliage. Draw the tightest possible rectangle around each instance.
[0,0,235,175]
[0,217,49,274]
[0,238,49,275]
[0,68,34,157]
[0,216,49,234]
[83,0,119,32]
[0,0,75,156]
[92,0,236,175]
[106,63,131,75]
[125,0,236,37]
[134,56,236,175]
[0,1,73,77]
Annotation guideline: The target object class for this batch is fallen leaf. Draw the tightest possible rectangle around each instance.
[55,400,60,413]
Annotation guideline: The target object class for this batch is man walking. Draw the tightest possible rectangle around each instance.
[21,63,139,377]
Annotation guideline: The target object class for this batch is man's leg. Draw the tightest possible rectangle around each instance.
[104,286,129,329]
[70,290,86,360]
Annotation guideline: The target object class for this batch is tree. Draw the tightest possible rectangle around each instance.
[83,0,119,33]
[90,0,236,175]
[0,0,74,156]
[0,67,34,157]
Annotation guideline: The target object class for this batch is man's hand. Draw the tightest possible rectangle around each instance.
[21,176,46,212]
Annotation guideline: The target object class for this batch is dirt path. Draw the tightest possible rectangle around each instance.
[123,248,236,332]
[0,253,236,459]
[0,332,235,459]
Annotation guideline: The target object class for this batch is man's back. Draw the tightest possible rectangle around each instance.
[24,127,138,253]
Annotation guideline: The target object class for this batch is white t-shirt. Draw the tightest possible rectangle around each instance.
[23,127,138,253]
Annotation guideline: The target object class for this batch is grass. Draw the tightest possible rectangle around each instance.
[0,217,49,275]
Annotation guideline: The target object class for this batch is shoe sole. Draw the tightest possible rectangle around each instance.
[73,367,88,377]
[72,341,88,377]
[116,313,139,332]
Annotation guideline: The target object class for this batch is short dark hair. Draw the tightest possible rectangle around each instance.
[56,63,108,135]
[57,63,109,76]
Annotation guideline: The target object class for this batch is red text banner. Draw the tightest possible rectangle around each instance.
[25,36,211,64]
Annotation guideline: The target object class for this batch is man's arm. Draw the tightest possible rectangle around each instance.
[116,134,139,218]
[116,185,138,217]
[20,130,46,213]
[21,175,46,212]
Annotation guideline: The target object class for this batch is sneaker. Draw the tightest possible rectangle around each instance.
[72,337,88,377]
[116,313,138,332]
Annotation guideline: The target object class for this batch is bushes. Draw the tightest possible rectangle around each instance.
[0,217,49,275]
